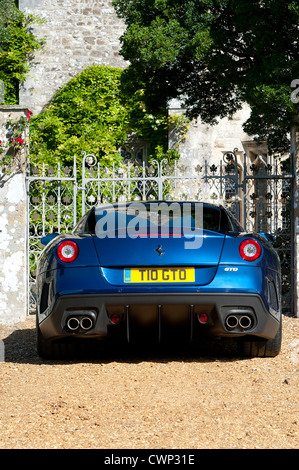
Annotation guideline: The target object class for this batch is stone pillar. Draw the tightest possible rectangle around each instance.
[0,106,28,325]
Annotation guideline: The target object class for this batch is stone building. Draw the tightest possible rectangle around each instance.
[19,1,279,213]
[19,0,270,212]
[19,0,127,114]
[18,0,254,162]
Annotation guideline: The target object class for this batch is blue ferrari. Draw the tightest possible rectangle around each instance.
[36,201,282,359]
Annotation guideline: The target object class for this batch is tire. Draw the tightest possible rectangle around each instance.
[36,317,76,360]
[239,319,282,358]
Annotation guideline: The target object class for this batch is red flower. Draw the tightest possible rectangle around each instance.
[26,110,33,116]
[12,138,24,145]
[26,115,31,119]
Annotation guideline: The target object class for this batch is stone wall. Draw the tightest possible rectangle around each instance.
[0,106,28,325]
[19,0,127,114]
[168,99,253,168]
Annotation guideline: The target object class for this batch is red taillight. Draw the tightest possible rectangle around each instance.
[198,313,208,324]
[57,241,79,263]
[239,239,262,261]
[110,313,121,324]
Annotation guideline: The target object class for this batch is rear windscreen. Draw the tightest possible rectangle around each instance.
[91,202,231,236]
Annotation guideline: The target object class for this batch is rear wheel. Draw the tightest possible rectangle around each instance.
[239,319,282,357]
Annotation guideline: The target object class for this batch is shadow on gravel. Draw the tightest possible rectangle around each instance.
[2,325,242,365]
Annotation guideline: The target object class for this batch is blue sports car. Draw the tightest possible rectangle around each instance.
[36,201,282,359]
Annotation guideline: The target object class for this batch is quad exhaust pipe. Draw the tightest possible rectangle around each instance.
[238,315,252,329]
[80,316,94,330]
[225,315,239,329]
[67,317,80,331]
[225,314,253,330]
[66,315,95,332]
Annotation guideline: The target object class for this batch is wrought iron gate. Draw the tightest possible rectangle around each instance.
[26,150,294,316]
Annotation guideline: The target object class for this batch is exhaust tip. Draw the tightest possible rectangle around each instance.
[225,315,239,329]
[80,316,94,331]
[65,313,96,332]
[66,317,80,331]
[239,315,252,329]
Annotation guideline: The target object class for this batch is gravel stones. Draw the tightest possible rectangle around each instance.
[0,315,298,449]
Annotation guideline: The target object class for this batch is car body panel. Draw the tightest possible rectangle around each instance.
[92,230,226,267]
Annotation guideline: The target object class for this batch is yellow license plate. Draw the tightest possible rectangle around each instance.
[124,267,195,283]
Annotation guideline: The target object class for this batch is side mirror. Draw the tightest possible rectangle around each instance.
[41,233,59,246]
[258,232,276,244]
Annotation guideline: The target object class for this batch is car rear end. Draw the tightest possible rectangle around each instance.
[36,202,281,357]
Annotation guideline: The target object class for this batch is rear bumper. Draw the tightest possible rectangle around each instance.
[38,292,280,343]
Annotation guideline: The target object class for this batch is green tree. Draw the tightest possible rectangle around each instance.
[0,0,45,104]
[29,64,179,167]
[113,0,299,154]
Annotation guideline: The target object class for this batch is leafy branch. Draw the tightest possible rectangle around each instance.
[0,0,46,104]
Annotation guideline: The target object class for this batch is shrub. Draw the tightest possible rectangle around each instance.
[29,64,183,168]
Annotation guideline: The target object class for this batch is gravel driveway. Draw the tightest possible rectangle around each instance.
[0,314,298,449]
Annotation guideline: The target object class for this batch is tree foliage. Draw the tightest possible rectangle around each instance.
[113,0,299,153]
[0,0,45,104]
[29,65,181,167]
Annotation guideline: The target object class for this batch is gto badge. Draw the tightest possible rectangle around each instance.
[154,244,165,256]
[224,267,238,271]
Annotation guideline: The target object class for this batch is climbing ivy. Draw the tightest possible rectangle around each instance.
[29,64,186,167]
[0,0,45,104]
